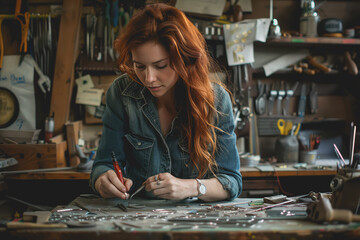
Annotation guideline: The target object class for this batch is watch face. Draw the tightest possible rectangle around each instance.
[0,87,20,128]
[199,184,206,194]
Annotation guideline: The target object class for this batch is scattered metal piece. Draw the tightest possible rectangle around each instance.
[66,220,96,228]
[127,203,145,209]
[116,203,128,212]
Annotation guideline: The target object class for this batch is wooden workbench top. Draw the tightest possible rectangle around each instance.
[241,166,337,177]
[2,165,337,180]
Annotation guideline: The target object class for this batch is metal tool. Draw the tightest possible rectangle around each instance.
[307,195,360,223]
[276,81,285,116]
[255,80,266,115]
[309,82,318,114]
[129,185,145,199]
[117,203,128,212]
[349,122,356,168]
[283,82,298,116]
[298,83,307,117]
[267,83,277,116]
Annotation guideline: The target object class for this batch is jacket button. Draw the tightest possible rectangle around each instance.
[137,142,141,146]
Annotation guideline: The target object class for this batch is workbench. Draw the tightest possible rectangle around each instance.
[2,195,360,240]
[1,164,337,206]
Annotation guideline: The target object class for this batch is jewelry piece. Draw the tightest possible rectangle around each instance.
[155,175,160,185]
[196,179,207,197]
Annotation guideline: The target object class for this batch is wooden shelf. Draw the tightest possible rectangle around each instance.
[241,166,337,177]
[264,36,360,46]
[3,171,90,180]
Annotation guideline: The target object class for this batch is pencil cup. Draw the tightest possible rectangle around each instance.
[299,150,318,165]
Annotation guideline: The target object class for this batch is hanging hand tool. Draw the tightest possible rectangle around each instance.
[267,82,277,116]
[105,0,115,61]
[309,82,318,114]
[44,14,53,76]
[277,119,285,135]
[14,0,30,66]
[232,65,249,131]
[283,82,298,116]
[16,12,30,65]
[298,83,307,117]
[86,14,92,58]
[276,81,285,115]
[255,80,266,115]
[90,15,97,61]
[96,13,104,62]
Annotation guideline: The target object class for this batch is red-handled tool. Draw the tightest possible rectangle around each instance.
[111,151,125,184]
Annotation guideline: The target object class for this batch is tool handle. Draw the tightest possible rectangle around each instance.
[276,98,282,116]
[309,89,318,114]
[111,152,125,184]
[283,96,290,115]
[268,97,275,115]
[298,95,306,117]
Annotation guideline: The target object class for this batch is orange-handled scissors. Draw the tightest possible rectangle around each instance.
[15,12,30,54]
[277,119,285,135]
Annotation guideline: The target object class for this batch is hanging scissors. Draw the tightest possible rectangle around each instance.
[277,119,285,135]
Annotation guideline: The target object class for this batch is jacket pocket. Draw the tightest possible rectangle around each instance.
[124,133,154,177]
[178,142,198,178]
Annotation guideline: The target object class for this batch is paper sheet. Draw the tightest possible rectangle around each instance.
[263,49,309,76]
[175,0,226,17]
[223,19,271,66]
[0,55,36,130]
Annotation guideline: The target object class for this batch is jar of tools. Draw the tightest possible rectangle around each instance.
[300,0,320,37]
[275,135,299,163]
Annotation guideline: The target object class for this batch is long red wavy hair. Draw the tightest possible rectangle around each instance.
[114,3,223,178]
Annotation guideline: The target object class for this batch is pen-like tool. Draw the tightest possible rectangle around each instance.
[111,151,125,184]
[333,144,346,167]
[349,122,356,168]
[129,185,145,199]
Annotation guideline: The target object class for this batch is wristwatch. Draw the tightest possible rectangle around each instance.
[196,179,207,197]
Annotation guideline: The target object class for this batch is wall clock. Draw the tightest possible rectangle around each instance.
[0,87,20,128]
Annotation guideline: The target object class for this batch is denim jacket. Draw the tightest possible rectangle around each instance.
[90,74,242,200]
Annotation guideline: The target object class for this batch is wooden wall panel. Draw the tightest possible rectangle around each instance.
[50,0,83,135]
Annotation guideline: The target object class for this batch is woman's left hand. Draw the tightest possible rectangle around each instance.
[144,172,197,200]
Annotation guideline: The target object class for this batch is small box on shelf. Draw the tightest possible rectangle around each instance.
[0,139,67,171]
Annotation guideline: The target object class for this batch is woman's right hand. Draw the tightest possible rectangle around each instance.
[95,170,133,199]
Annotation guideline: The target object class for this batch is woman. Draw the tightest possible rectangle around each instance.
[90,3,242,202]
